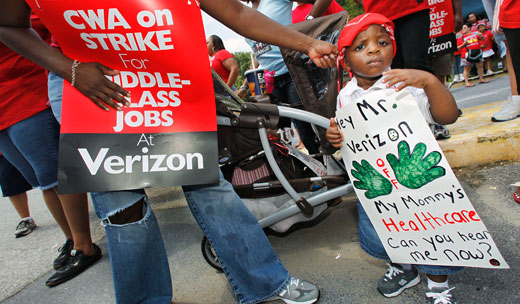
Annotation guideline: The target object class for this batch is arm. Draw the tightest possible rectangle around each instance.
[201,0,337,68]
[382,69,459,125]
[325,118,344,148]
[0,0,130,111]
[294,0,332,19]
[222,57,240,88]
[452,0,463,32]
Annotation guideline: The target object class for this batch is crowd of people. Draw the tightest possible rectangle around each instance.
[1,0,518,304]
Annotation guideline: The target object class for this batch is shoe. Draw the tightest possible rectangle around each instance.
[53,239,74,270]
[46,243,102,287]
[14,218,36,238]
[513,187,520,204]
[465,83,474,87]
[486,70,494,76]
[497,62,503,69]
[430,124,451,140]
[479,80,489,84]
[377,263,420,297]
[458,74,463,81]
[452,75,459,82]
[266,277,319,304]
[426,287,457,304]
[491,96,520,122]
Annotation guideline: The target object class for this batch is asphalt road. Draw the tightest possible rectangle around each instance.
[451,73,511,109]
[1,160,519,304]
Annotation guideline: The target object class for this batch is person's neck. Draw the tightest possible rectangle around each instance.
[354,74,383,90]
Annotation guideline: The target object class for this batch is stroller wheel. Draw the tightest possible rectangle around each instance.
[201,236,223,272]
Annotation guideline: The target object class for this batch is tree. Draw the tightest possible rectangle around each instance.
[336,0,364,18]
[232,51,253,88]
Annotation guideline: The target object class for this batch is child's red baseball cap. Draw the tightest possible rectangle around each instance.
[337,13,396,69]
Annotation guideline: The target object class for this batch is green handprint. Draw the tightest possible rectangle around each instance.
[387,141,446,189]
[351,160,393,199]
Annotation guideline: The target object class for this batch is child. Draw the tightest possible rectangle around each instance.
[477,22,495,75]
[326,13,461,304]
[459,23,487,87]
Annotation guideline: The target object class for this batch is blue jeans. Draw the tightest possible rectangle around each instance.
[0,109,60,190]
[272,72,319,154]
[358,202,463,276]
[48,71,64,123]
[91,170,290,304]
[452,54,462,76]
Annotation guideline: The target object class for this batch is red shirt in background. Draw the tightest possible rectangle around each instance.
[479,30,494,51]
[292,0,345,23]
[361,0,429,21]
[499,0,520,29]
[210,49,234,84]
[0,14,50,131]
[455,32,464,56]
[463,31,483,50]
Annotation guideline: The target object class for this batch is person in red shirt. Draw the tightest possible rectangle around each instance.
[459,23,487,87]
[478,22,496,74]
[292,0,344,23]
[0,14,99,287]
[355,0,462,72]
[207,35,240,88]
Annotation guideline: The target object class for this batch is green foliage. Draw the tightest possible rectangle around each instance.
[232,51,253,88]
[336,0,365,18]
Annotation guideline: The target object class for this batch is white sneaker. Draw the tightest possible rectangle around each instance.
[492,96,520,122]
[458,74,463,81]
[486,70,494,76]
[453,75,459,82]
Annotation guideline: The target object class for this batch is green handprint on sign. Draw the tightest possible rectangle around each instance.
[387,141,446,189]
[351,160,393,199]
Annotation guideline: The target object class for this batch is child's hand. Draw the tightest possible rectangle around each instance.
[326,118,344,148]
[382,69,436,92]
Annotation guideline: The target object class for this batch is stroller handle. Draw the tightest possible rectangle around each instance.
[277,106,331,129]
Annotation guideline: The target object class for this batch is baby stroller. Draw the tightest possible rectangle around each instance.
[202,12,353,271]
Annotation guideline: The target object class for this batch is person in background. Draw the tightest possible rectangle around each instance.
[0,154,36,238]
[208,35,240,89]
[239,0,334,155]
[467,12,479,31]
[452,30,464,82]
[459,23,488,87]
[478,22,496,75]
[292,0,344,23]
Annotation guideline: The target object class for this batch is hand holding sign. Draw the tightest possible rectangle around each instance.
[351,160,393,199]
[74,62,130,111]
[387,141,445,189]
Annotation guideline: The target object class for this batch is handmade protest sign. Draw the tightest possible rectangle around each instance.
[335,89,508,269]
[27,1,218,193]
[428,0,457,56]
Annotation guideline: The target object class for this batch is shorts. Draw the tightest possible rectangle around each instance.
[483,49,495,58]
[0,109,60,190]
[0,155,33,197]
[427,53,453,76]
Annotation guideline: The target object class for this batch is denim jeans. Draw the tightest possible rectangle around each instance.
[358,202,463,275]
[0,109,60,190]
[272,73,320,154]
[91,170,290,304]
[48,71,64,123]
[452,54,462,76]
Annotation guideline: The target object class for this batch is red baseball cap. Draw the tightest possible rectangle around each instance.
[337,13,396,58]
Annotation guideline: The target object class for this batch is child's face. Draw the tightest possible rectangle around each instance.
[478,25,486,33]
[344,24,393,81]
[462,24,470,34]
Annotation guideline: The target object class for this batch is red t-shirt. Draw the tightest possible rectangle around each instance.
[499,0,520,29]
[292,0,345,23]
[463,31,482,50]
[362,0,429,21]
[0,14,51,131]
[454,32,464,56]
[210,49,234,84]
[479,30,494,51]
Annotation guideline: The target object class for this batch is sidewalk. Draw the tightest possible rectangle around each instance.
[440,99,520,167]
